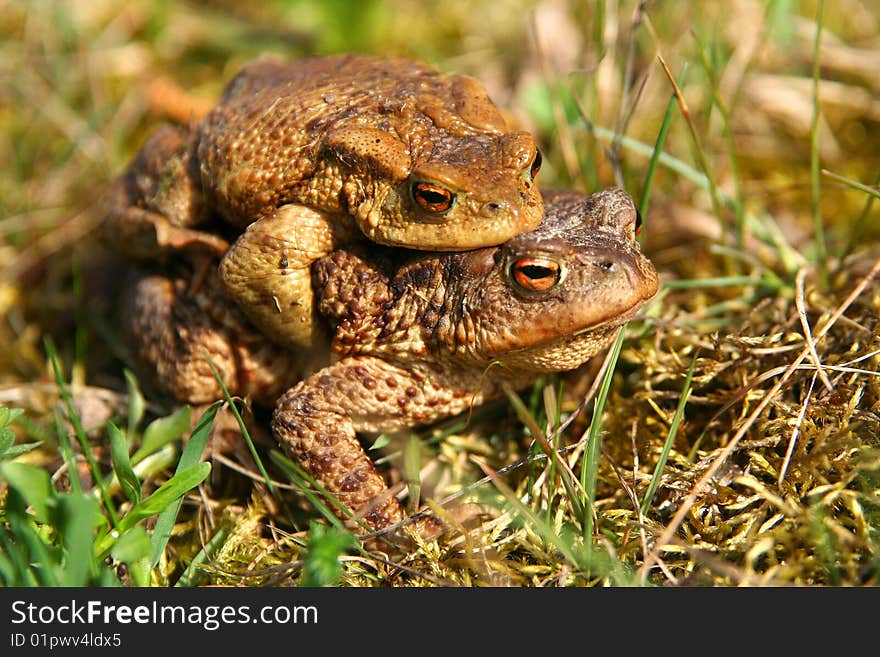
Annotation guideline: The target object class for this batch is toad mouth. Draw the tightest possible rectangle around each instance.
[500,294,654,358]
[569,296,652,337]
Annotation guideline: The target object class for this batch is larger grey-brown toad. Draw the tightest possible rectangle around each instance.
[104,54,544,353]
[123,188,657,537]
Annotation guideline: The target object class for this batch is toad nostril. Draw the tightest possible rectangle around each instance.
[485,201,510,217]
[596,260,616,271]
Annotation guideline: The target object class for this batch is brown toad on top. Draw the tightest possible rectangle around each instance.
[123,188,658,538]
[104,54,544,352]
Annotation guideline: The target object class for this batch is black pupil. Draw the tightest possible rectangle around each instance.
[418,188,449,206]
[530,150,542,178]
[519,264,554,281]
[635,209,643,232]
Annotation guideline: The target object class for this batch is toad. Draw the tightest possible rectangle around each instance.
[123,188,658,537]
[104,54,544,352]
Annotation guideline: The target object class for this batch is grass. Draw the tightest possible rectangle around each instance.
[0,348,212,586]
[1,0,879,587]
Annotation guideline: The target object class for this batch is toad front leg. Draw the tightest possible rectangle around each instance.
[271,356,475,536]
[218,204,359,351]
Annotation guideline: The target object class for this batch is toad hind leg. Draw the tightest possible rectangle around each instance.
[101,125,228,259]
[271,356,469,537]
[122,269,302,405]
[218,204,359,350]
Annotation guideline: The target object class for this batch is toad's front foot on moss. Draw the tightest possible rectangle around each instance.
[270,356,462,539]
[271,381,411,534]
[368,503,487,549]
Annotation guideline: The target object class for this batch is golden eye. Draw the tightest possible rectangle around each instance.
[412,182,455,214]
[510,256,561,292]
[529,149,542,179]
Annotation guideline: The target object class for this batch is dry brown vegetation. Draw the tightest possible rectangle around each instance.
[1,0,879,587]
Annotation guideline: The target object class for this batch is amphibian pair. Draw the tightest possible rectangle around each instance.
[106,55,658,538]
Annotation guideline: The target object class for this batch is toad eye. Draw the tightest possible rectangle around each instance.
[529,149,542,180]
[412,182,455,214]
[510,256,562,292]
[635,209,643,235]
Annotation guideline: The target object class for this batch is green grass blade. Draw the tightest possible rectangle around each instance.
[124,369,146,437]
[505,385,585,520]
[270,451,353,533]
[641,356,697,516]
[56,493,101,586]
[3,490,57,586]
[639,63,687,222]
[0,461,53,522]
[107,421,142,505]
[131,404,191,466]
[663,276,769,289]
[0,442,43,460]
[403,434,422,514]
[123,462,211,528]
[149,401,221,567]
[204,355,279,499]
[822,169,880,200]
[94,462,211,558]
[45,338,119,527]
[581,328,626,546]
[840,170,880,258]
[52,410,82,496]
